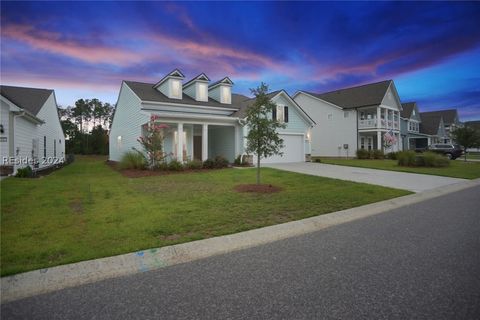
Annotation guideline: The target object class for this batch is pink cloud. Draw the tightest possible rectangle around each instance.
[2,24,139,66]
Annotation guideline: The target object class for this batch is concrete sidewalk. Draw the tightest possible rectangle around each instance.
[264,162,466,192]
[2,178,479,303]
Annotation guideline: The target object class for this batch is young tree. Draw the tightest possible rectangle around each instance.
[245,83,286,184]
[451,126,480,161]
[137,115,170,169]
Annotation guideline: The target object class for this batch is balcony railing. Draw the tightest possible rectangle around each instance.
[359,119,377,128]
[359,118,400,130]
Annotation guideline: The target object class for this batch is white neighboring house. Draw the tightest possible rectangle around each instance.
[0,85,66,175]
[109,69,315,165]
[294,80,403,157]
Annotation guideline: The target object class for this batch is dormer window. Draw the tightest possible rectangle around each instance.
[171,79,182,99]
[221,86,231,104]
[197,82,208,101]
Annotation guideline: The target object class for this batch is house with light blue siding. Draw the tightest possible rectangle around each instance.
[109,69,315,164]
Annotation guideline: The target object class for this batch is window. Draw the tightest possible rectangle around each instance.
[277,106,284,123]
[272,106,277,120]
[328,114,333,120]
[171,79,181,98]
[43,136,46,157]
[197,83,208,101]
[284,106,289,123]
[412,109,416,116]
[344,111,349,118]
[54,139,56,157]
[220,86,231,104]
[360,137,365,149]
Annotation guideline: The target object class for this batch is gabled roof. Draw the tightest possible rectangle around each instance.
[419,112,443,135]
[0,85,53,116]
[419,109,458,125]
[152,68,185,89]
[302,80,393,109]
[209,77,234,89]
[232,90,315,124]
[125,80,242,109]
[183,73,210,88]
[401,102,416,118]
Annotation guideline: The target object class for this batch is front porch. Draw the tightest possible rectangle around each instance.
[358,130,401,152]
[142,121,238,163]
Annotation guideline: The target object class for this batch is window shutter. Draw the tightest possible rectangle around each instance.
[272,106,277,121]
[284,106,289,123]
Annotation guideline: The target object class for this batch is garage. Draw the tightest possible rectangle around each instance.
[262,134,305,163]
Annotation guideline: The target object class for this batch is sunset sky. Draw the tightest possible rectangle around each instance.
[1,1,479,120]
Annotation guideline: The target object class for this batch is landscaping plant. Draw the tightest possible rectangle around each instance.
[119,151,146,170]
[244,83,286,184]
[137,115,170,169]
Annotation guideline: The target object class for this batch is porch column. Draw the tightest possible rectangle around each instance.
[234,125,239,156]
[202,124,208,161]
[377,131,382,151]
[377,107,381,129]
[177,123,184,162]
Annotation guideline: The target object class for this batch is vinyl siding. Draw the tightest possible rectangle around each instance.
[35,93,65,168]
[0,100,10,162]
[109,82,149,161]
[208,125,235,162]
[294,93,357,157]
[13,116,38,170]
[271,95,310,133]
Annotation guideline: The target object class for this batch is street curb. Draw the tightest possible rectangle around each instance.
[2,178,479,303]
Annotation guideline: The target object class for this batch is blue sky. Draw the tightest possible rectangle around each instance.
[1,1,479,120]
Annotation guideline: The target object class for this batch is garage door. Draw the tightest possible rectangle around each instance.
[262,134,304,163]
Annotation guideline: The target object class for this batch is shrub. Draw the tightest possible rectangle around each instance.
[185,159,203,170]
[234,155,242,165]
[417,152,450,167]
[387,152,399,160]
[203,158,215,169]
[314,158,321,163]
[65,154,75,165]
[168,159,184,171]
[356,149,370,159]
[119,151,146,170]
[214,155,229,168]
[15,166,33,178]
[397,151,417,166]
[372,149,384,159]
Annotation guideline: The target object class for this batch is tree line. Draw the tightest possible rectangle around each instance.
[58,99,114,155]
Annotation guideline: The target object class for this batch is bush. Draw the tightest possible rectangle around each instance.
[214,155,229,168]
[372,150,384,159]
[417,152,450,167]
[65,154,75,165]
[356,149,370,159]
[185,159,203,170]
[119,151,146,170]
[15,166,33,178]
[234,155,242,165]
[387,152,399,160]
[168,159,184,171]
[314,158,321,163]
[397,151,417,166]
[203,158,215,169]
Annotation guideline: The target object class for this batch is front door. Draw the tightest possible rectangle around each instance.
[367,136,373,150]
[193,136,202,161]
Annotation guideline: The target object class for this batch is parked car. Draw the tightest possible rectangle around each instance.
[425,144,464,160]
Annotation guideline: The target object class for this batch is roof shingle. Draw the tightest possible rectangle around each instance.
[0,85,52,115]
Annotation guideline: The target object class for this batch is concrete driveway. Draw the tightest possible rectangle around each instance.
[264,162,466,192]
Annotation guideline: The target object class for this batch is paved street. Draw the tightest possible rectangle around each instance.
[264,162,466,192]
[2,185,480,319]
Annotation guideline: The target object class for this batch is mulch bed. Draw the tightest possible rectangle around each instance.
[106,160,229,178]
[234,184,282,193]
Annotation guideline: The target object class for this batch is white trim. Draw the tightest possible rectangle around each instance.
[277,131,304,136]
[141,100,238,112]
[293,91,344,111]
[271,91,316,125]
[140,110,239,123]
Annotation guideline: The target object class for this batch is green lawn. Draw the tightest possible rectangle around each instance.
[1,156,410,276]
[317,158,480,179]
